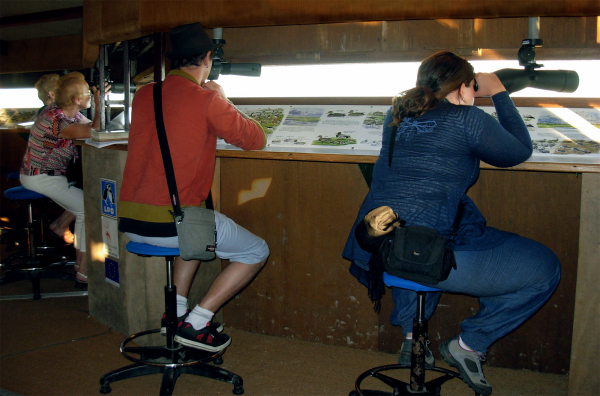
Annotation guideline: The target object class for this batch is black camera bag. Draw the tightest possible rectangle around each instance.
[380,225,456,285]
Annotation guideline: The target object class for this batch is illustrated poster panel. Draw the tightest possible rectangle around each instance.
[217,105,388,154]
[218,104,600,164]
[480,107,600,164]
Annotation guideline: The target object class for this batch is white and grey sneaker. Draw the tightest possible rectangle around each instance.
[398,339,435,368]
[439,336,492,396]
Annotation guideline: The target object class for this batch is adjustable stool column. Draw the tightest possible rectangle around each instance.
[99,241,244,396]
[1,186,72,299]
[350,274,477,396]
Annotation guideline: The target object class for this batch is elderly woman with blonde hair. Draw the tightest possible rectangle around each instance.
[33,73,75,244]
[35,74,59,109]
[20,71,103,283]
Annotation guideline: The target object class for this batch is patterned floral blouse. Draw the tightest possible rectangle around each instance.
[21,103,83,176]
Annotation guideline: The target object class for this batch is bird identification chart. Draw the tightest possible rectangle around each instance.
[217,105,389,155]
[479,107,600,164]
[217,104,600,164]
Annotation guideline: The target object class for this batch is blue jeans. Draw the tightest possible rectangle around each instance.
[390,235,561,353]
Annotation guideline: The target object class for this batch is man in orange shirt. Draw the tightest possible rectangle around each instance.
[119,23,269,352]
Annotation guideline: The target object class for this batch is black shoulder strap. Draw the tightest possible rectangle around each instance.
[152,82,183,220]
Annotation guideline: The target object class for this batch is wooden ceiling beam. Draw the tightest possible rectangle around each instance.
[84,0,600,45]
[0,6,83,28]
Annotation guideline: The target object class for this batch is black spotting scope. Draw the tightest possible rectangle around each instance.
[209,59,262,80]
[494,68,579,94]
[493,36,579,94]
[208,28,261,80]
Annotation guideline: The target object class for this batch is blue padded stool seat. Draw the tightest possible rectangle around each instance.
[126,241,179,257]
[7,171,21,180]
[383,273,442,293]
[4,186,46,201]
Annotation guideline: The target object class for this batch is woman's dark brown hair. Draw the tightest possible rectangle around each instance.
[391,51,475,126]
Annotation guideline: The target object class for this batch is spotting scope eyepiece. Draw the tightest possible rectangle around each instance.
[494,68,580,94]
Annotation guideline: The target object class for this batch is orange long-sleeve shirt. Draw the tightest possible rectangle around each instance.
[118,70,266,236]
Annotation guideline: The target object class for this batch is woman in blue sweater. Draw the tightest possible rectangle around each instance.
[343,51,560,396]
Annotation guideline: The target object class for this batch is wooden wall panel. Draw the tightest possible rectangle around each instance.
[220,158,580,374]
[220,158,380,350]
[568,173,600,395]
[0,34,96,74]
[220,17,599,65]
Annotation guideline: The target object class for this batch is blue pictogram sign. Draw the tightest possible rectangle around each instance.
[101,179,117,218]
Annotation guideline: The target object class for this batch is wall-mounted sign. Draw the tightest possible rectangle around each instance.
[105,257,119,287]
[101,179,117,219]
[102,216,119,258]
[100,178,119,258]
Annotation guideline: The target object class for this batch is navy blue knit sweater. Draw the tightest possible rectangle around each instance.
[343,91,532,267]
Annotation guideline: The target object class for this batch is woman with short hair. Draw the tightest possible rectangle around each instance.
[34,74,59,109]
[21,71,103,283]
[33,73,76,244]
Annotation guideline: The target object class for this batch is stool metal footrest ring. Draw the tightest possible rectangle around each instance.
[100,329,243,396]
[351,364,463,396]
[119,328,225,367]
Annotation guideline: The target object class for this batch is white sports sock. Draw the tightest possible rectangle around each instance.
[176,294,188,317]
[186,305,214,330]
[459,336,474,352]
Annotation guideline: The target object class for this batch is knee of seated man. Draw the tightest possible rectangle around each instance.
[245,239,270,267]
[256,240,270,266]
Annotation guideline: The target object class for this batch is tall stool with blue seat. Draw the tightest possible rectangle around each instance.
[99,241,244,396]
[3,170,67,252]
[0,171,24,249]
[350,273,478,396]
[1,185,72,299]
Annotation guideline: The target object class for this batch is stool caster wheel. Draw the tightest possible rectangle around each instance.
[233,385,244,395]
[99,383,111,394]
[214,356,224,365]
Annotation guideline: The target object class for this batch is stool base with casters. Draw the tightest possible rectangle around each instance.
[350,274,478,396]
[1,186,72,299]
[99,242,244,396]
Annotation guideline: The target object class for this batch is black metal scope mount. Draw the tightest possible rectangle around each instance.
[518,38,544,71]
[208,34,261,80]
[494,35,579,94]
